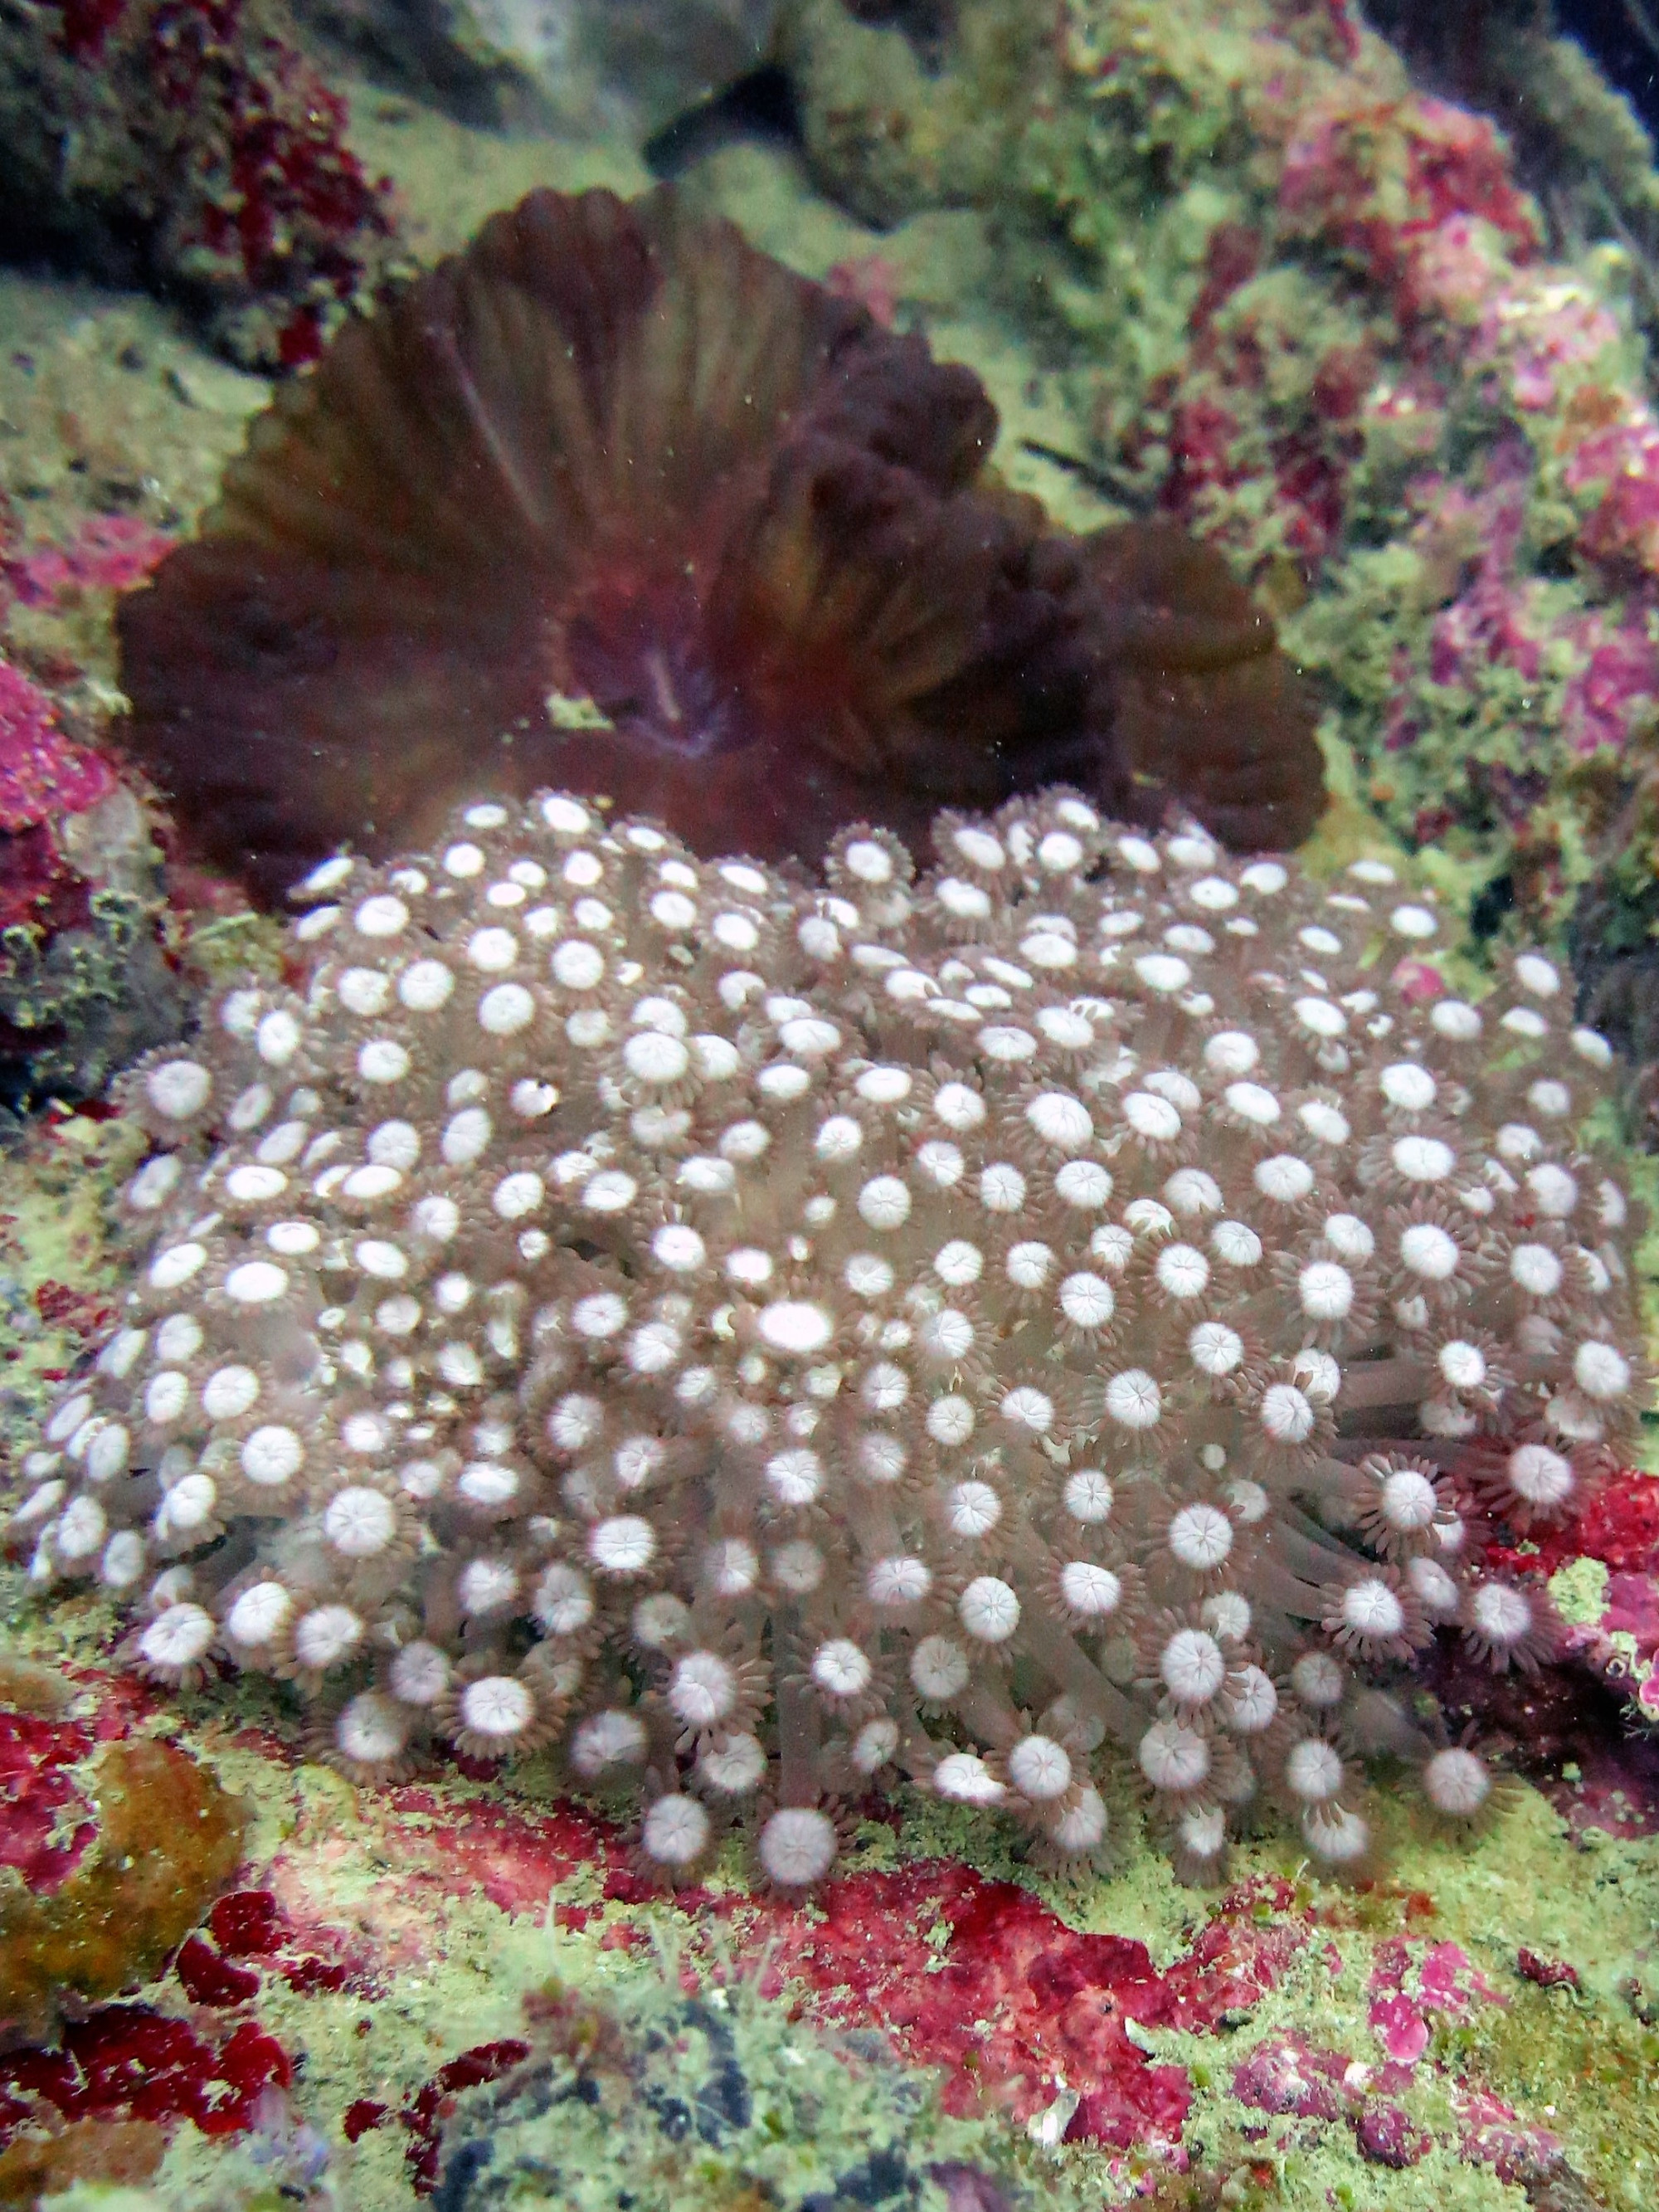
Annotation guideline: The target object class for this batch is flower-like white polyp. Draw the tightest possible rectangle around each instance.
[1506,1443,1574,1508]
[1156,1245,1209,1300]
[1156,1625,1223,1705]
[1376,1467,1438,1531]
[1341,1578,1404,1639]
[1139,1717,1209,1791]
[1392,1135,1454,1182]
[1123,1091,1182,1142]
[1008,1733,1072,1800]
[1574,1341,1631,1400]
[1225,1081,1281,1127]
[294,1604,364,1669]
[1167,1502,1233,1569]
[588,1515,656,1576]
[1298,1261,1354,1320]
[460,1675,534,1744]
[642,1794,711,1866]
[1058,1553,1123,1620]
[1104,1370,1162,1428]
[934,1752,1006,1805]
[910,1635,971,1701]
[1028,1091,1093,1150]
[1469,1582,1534,1646]
[959,1576,1020,1642]
[1510,1244,1563,1297]
[1422,1747,1492,1816]
[1259,1383,1315,1443]
[868,1555,932,1607]
[669,1650,739,1730]
[324,1486,397,1558]
[1399,1224,1458,1281]
[1188,1322,1245,1379]
[812,1639,873,1697]
[1285,1737,1344,1803]
[224,1579,294,1649]
[759,1807,838,1885]
[533,1563,594,1635]
[1254,1156,1313,1203]
[571,1709,649,1775]
[1204,1030,1259,1074]
[757,1302,834,1355]
[699,1732,767,1794]
[1379,1062,1436,1112]
[1225,1665,1277,1733]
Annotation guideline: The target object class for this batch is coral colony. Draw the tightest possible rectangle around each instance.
[114,186,1320,903]
[10,787,1645,1890]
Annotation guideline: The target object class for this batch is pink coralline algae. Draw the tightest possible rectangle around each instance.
[0,649,183,1108]
[8,788,1647,1898]
[2,516,174,616]
[1236,1932,1554,2181]
[1037,7,1659,932]
[0,658,119,846]
[1277,93,1541,301]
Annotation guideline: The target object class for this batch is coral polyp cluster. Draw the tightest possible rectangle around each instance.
[8,790,1644,1888]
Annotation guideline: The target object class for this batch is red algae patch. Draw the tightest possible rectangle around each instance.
[727,1865,1304,2147]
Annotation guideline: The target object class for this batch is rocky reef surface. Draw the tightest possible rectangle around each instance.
[1,4,1659,2210]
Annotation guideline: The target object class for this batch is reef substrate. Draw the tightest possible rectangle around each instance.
[781,0,1659,968]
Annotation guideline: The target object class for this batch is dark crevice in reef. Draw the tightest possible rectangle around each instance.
[645,66,805,181]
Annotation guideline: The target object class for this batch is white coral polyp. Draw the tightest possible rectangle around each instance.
[27,792,1639,1888]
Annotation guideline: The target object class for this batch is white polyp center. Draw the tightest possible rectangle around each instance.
[1423,1747,1492,1816]
[642,1794,711,1867]
[812,1639,873,1698]
[1008,1734,1073,1800]
[460,1675,533,1742]
[1299,1261,1354,1320]
[958,1575,1020,1642]
[571,1710,649,1776]
[1156,1245,1210,1300]
[1574,1341,1631,1400]
[1507,1443,1574,1508]
[1139,1718,1209,1791]
[1470,1583,1532,1644]
[759,1807,837,1886]
[1378,1468,1438,1531]
[1104,1370,1162,1429]
[1511,1244,1563,1296]
[1260,1383,1315,1443]
[1285,1737,1344,1803]
[1059,1561,1121,1618]
[757,1302,834,1355]
[587,1515,656,1575]
[1190,1322,1244,1376]
[1393,1136,1454,1182]
[324,1486,397,1557]
[1399,1224,1458,1280]
[1438,1339,1486,1388]
[1341,1578,1405,1639]
[1160,1628,1226,1703]
[669,1650,737,1727]
[1168,1502,1233,1569]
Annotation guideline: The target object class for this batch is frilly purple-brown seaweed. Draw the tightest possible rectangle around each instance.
[116,187,1323,901]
